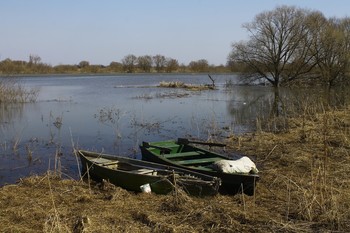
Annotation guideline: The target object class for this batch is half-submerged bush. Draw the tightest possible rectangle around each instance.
[0,79,39,103]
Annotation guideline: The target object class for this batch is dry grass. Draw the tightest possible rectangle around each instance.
[158,81,215,90]
[227,106,350,231]
[1,107,350,232]
[0,79,39,103]
[0,173,269,233]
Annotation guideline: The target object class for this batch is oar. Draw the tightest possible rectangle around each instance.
[177,138,226,147]
[142,142,172,153]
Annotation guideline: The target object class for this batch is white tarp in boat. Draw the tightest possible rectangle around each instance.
[212,156,258,174]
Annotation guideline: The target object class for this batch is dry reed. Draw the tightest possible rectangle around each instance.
[0,79,39,103]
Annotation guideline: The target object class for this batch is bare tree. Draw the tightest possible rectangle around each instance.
[189,59,209,72]
[228,6,319,88]
[29,54,42,65]
[165,58,179,73]
[153,54,166,72]
[78,61,90,68]
[313,17,350,88]
[137,55,153,72]
[121,54,137,73]
[109,61,123,72]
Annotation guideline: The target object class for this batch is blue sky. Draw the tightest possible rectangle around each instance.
[1,0,349,66]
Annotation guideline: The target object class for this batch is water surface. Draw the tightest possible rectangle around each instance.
[2,74,337,186]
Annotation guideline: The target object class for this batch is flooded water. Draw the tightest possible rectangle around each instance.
[0,74,346,186]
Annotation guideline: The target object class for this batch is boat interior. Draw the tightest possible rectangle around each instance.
[89,157,162,176]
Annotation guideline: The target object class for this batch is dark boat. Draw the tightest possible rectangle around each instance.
[76,150,221,196]
[140,138,259,195]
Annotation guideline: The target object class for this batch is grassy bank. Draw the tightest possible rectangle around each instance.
[0,107,349,232]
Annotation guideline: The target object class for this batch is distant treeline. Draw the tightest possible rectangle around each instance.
[0,54,234,75]
[4,5,349,91]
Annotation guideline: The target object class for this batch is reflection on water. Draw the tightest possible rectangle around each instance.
[0,74,348,186]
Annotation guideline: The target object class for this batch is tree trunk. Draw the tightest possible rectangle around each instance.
[271,87,281,117]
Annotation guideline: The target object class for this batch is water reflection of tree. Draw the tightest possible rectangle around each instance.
[226,85,350,132]
[225,86,273,130]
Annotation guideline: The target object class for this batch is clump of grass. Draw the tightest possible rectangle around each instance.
[0,79,39,103]
[25,144,33,162]
[43,173,70,233]
[158,81,214,90]
[12,136,21,152]
[159,81,186,88]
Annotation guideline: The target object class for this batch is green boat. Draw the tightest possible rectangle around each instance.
[140,138,259,196]
[76,150,221,196]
